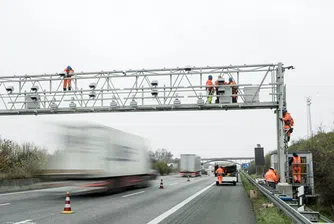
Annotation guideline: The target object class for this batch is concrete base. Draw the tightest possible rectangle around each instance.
[276,183,293,198]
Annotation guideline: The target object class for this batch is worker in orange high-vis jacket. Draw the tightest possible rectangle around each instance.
[228,77,238,103]
[63,65,74,91]
[265,168,279,189]
[206,75,214,104]
[289,152,302,183]
[281,107,294,143]
[215,166,224,184]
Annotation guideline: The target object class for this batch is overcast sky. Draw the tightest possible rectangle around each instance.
[0,0,333,159]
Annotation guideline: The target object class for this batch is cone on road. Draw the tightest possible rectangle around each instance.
[61,192,74,214]
[159,179,164,189]
[187,175,190,182]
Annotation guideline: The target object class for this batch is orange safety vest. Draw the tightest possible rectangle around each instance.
[206,79,213,91]
[283,112,294,130]
[215,168,223,176]
[283,112,292,125]
[292,156,301,169]
[64,68,74,76]
[265,169,279,183]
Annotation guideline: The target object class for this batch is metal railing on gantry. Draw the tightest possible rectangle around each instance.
[0,63,294,115]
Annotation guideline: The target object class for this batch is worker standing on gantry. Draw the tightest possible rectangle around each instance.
[289,153,302,183]
[280,107,294,143]
[228,77,238,103]
[63,65,74,91]
[206,75,214,104]
[214,75,227,103]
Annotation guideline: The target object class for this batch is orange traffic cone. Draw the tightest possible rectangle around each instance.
[159,179,164,189]
[61,192,74,214]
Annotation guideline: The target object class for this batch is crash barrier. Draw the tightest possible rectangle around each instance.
[241,171,333,223]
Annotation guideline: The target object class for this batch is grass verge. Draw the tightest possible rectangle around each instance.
[250,174,264,179]
[309,204,334,222]
[240,173,293,224]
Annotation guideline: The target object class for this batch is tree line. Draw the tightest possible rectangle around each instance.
[0,138,178,180]
[149,148,179,175]
[0,138,49,180]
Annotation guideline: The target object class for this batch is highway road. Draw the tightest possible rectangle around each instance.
[0,174,256,224]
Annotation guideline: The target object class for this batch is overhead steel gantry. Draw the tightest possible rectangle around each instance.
[0,62,294,183]
[201,157,254,165]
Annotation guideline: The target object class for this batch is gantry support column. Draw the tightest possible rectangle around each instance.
[276,62,287,183]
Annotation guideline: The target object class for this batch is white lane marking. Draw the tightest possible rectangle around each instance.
[0,203,10,206]
[147,182,215,224]
[13,213,56,224]
[13,220,36,224]
[169,183,178,186]
[122,191,145,198]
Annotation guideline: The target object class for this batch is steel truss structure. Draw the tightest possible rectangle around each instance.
[0,63,285,115]
[201,157,254,165]
[0,62,294,183]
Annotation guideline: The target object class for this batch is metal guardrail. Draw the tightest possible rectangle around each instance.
[241,171,313,224]
[319,214,333,223]
[305,207,333,223]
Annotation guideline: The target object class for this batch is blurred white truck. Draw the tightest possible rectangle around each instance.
[39,122,152,194]
[179,154,201,177]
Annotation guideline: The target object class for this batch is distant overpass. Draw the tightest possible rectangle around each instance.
[201,157,254,165]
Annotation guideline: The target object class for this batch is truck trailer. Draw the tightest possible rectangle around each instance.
[38,122,152,194]
[179,154,201,177]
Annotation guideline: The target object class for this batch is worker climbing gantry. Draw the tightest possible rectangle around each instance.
[0,63,294,183]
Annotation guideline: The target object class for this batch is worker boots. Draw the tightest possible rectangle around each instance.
[284,136,290,143]
[63,87,72,91]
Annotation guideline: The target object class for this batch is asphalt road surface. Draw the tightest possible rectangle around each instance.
[0,174,256,224]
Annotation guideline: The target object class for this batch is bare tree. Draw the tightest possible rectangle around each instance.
[151,148,173,163]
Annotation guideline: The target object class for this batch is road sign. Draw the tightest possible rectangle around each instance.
[241,163,250,169]
[254,144,265,166]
